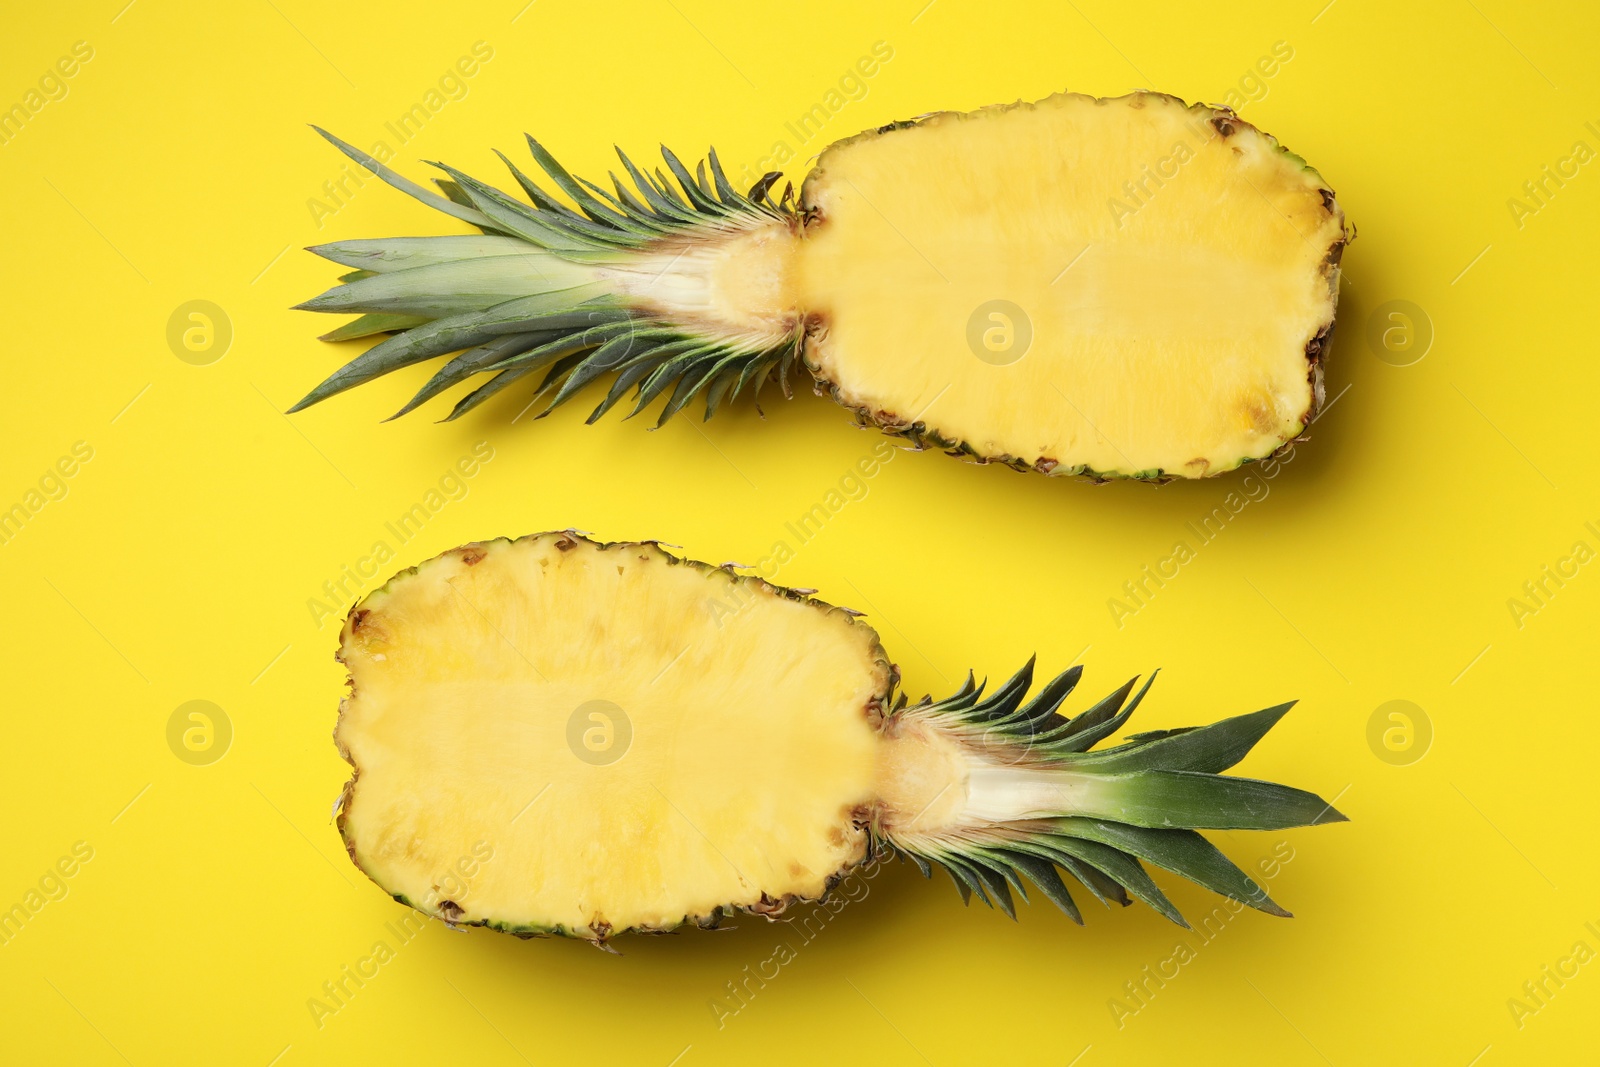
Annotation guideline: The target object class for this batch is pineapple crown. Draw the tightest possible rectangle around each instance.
[881,659,1347,927]
[291,128,801,424]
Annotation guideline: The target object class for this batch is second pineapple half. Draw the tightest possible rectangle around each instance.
[332,532,1345,942]
[294,91,1350,480]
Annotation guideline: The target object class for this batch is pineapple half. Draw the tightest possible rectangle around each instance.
[294,91,1350,480]
[333,532,1345,940]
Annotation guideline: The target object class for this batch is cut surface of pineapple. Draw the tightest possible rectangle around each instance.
[332,533,1346,942]
[335,533,890,936]
[798,93,1345,477]
[295,91,1349,480]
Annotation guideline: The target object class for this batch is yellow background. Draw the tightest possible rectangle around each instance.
[3,0,1597,1063]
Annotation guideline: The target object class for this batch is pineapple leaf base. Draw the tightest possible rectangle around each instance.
[882,661,1345,926]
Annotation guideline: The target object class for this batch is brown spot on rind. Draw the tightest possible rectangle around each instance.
[350,609,369,632]
[1302,323,1333,423]
[554,534,578,552]
[1211,116,1236,137]
[1322,238,1347,278]
[438,899,464,920]
[748,893,795,918]
[1305,324,1333,366]
[459,546,486,566]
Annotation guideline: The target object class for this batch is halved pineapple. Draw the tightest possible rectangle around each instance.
[294,91,1349,480]
[799,95,1346,477]
[333,532,1344,941]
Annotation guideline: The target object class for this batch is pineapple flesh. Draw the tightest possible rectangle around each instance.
[333,533,1345,941]
[294,91,1349,480]
[336,533,889,935]
[799,94,1346,477]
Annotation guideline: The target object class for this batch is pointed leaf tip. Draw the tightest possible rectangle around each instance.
[1312,802,1350,824]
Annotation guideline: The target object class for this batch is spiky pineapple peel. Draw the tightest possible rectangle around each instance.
[332,531,1346,943]
[294,91,1351,481]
